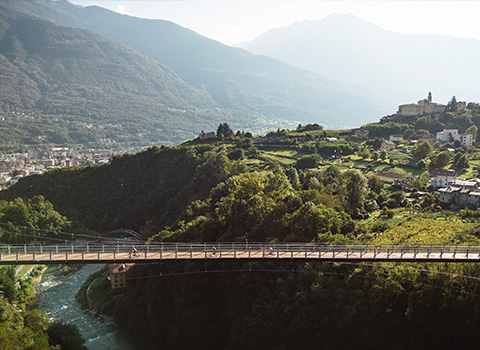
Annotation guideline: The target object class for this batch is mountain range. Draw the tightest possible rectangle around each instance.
[238,13,480,106]
[0,4,227,145]
[0,0,388,146]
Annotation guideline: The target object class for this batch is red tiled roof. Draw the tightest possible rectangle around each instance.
[109,263,134,274]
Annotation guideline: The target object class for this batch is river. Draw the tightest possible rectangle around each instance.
[35,264,141,350]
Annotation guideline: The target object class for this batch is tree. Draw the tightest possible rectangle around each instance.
[217,123,234,140]
[448,95,457,111]
[380,150,387,161]
[412,129,432,140]
[285,167,301,190]
[47,323,87,350]
[431,151,453,168]
[373,138,383,150]
[295,154,320,169]
[368,176,384,194]
[403,128,415,140]
[237,138,252,149]
[358,148,371,159]
[415,141,433,159]
[417,159,428,170]
[457,154,469,169]
[454,152,463,164]
[342,169,368,214]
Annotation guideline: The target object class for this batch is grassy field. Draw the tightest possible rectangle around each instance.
[260,149,301,166]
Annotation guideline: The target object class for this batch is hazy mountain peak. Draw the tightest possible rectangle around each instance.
[239,12,480,106]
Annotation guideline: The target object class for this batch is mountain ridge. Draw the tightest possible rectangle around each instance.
[0,4,229,145]
[3,0,389,129]
[238,13,480,106]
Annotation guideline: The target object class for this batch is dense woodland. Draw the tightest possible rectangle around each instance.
[0,196,87,350]
[4,120,480,348]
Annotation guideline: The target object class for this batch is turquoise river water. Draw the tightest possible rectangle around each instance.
[35,264,142,350]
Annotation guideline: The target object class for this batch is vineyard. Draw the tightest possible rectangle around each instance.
[369,213,480,245]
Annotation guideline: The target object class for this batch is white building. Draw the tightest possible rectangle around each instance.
[431,169,456,188]
[436,129,473,146]
[460,133,474,147]
[436,129,460,142]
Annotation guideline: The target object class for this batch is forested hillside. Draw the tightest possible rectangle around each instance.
[0,144,245,235]
[0,5,227,145]
[3,0,388,129]
[4,131,480,348]
[0,195,87,350]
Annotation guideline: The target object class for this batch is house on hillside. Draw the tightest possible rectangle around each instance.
[389,134,403,143]
[199,130,216,140]
[354,129,370,139]
[438,179,480,208]
[457,101,467,111]
[431,169,456,188]
[397,92,447,116]
[460,133,473,147]
[436,129,459,142]
[436,129,473,146]
[109,263,135,290]
[380,140,396,152]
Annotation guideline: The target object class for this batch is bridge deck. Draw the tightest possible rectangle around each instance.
[1,243,480,264]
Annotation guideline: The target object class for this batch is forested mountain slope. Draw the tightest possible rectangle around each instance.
[0,5,227,144]
[4,0,389,128]
[0,144,242,235]
[4,133,480,348]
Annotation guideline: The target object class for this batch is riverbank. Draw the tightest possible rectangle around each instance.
[35,264,140,350]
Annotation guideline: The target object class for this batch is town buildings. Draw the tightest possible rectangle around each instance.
[431,169,457,189]
[435,129,473,146]
[0,147,131,189]
[397,93,447,116]
[434,170,480,209]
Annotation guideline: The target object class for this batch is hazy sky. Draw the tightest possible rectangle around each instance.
[69,1,480,46]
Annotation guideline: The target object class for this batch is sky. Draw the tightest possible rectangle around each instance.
[68,0,480,46]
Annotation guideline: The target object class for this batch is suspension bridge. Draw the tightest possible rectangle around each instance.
[1,242,480,265]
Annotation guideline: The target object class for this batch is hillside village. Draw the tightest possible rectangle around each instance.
[193,93,480,211]
[3,93,480,212]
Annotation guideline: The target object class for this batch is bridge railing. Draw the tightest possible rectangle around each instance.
[1,243,480,262]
